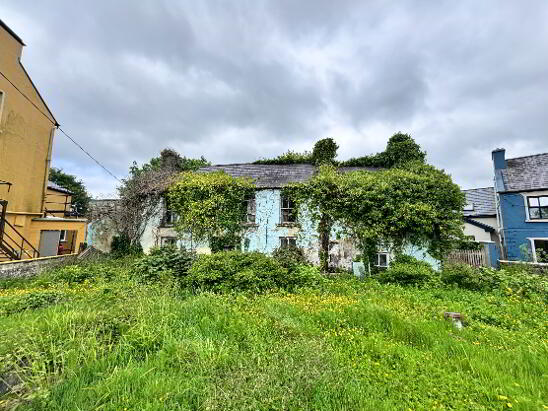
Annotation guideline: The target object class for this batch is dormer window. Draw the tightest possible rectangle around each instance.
[527,196,548,220]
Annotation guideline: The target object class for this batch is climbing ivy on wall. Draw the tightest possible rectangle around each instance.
[284,162,465,270]
[167,171,255,245]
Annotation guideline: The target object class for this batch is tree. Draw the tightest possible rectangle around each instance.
[340,132,426,168]
[312,138,339,165]
[114,149,210,248]
[48,168,91,215]
[286,163,465,272]
[167,171,255,247]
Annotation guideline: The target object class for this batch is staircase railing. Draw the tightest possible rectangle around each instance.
[0,200,40,260]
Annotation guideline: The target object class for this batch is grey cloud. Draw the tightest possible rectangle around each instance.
[1,0,548,196]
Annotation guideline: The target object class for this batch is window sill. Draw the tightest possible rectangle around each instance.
[276,222,300,228]
[525,219,548,223]
[242,223,259,228]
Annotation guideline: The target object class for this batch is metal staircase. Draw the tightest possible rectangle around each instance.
[0,200,40,261]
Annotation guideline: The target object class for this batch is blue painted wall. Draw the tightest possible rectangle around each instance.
[499,193,548,260]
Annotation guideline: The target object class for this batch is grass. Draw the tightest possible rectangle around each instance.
[0,258,547,410]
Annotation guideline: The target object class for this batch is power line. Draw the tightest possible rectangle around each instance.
[58,128,121,182]
[0,69,121,182]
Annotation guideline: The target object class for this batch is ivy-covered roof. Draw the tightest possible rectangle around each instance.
[198,163,379,188]
[462,187,496,217]
[498,152,548,192]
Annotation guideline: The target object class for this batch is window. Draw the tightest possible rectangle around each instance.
[527,196,548,220]
[161,237,177,247]
[59,230,67,242]
[244,195,256,223]
[280,196,296,223]
[0,91,4,121]
[164,210,178,226]
[375,252,389,268]
[279,236,297,248]
[532,239,548,263]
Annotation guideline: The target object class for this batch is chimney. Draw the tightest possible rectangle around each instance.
[492,148,506,170]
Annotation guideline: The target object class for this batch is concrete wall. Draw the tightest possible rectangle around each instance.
[499,192,548,261]
[0,254,76,279]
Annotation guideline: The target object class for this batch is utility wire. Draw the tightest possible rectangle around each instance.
[0,69,121,182]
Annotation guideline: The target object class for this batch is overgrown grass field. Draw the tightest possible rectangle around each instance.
[0,258,546,410]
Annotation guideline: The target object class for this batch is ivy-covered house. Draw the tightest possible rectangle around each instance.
[492,148,548,263]
[141,163,440,270]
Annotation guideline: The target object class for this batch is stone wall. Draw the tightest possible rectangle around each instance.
[0,254,76,279]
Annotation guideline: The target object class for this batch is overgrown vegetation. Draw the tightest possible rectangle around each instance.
[0,256,546,410]
[167,171,255,246]
[254,133,425,168]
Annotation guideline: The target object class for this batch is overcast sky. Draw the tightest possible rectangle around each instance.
[2,1,548,197]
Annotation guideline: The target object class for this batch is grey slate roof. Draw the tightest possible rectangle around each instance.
[47,181,73,195]
[499,153,548,192]
[462,187,496,217]
[198,163,379,188]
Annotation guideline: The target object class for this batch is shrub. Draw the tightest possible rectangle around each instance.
[111,234,143,257]
[284,264,324,289]
[272,246,308,270]
[440,263,500,292]
[185,251,321,293]
[131,246,196,283]
[378,256,437,286]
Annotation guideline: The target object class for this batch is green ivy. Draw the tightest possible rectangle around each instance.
[167,171,255,244]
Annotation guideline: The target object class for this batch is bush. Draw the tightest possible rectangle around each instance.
[378,255,437,286]
[272,246,308,270]
[111,234,143,257]
[131,246,196,283]
[186,251,322,293]
[441,263,500,292]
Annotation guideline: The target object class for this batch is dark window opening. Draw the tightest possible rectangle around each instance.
[281,196,296,223]
[533,239,548,263]
[280,237,297,248]
[244,195,256,223]
[161,237,177,247]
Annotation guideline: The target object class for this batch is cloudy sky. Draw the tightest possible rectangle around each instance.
[2,1,548,197]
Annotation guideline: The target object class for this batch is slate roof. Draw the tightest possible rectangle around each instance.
[198,163,379,188]
[498,153,548,192]
[47,181,73,195]
[462,187,496,217]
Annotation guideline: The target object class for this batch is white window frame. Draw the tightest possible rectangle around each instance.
[59,230,67,242]
[164,210,178,226]
[522,192,548,223]
[528,237,548,264]
[280,195,296,223]
[375,251,390,268]
[279,236,297,248]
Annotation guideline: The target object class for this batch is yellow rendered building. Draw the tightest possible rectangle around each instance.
[0,19,87,261]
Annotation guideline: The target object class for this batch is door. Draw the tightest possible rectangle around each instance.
[39,230,61,257]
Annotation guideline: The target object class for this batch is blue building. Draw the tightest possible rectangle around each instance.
[492,149,548,262]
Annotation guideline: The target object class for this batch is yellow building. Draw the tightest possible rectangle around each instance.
[0,19,87,261]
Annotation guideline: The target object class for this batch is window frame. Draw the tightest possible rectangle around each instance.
[280,195,296,223]
[163,209,178,226]
[0,90,4,122]
[526,195,548,220]
[279,236,297,248]
[244,194,256,224]
[160,236,177,247]
[528,238,548,264]
[59,230,67,242]
[375,252,390,268]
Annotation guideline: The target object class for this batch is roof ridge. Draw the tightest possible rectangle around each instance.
[462,186,494,192]
[507,152,548,161]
